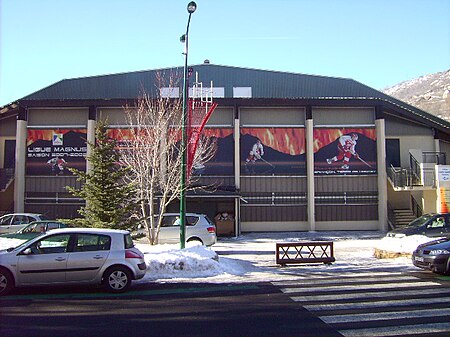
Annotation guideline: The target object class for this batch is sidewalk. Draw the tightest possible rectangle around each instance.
[135,231,417,284]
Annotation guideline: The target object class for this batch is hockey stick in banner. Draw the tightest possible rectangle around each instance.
[357,155,373,168]
[260,157,275,167]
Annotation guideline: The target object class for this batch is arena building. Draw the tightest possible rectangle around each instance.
[1,63,449,235]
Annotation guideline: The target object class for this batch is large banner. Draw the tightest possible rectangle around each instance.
[27,129,87,175]
[240,128,306,175]
[107,127,235,175]
[314,128,377,175]
[196,128,234,175]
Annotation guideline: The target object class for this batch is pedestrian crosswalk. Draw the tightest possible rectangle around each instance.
[272,272,450,337]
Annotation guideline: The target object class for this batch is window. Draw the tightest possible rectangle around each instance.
[0,215,13,225]
[13,215,28,225]
[47,222,61,230]
[31,234,71,254]
[428,216,445,228]
[29,223,44,233]
[124,234,134,249]
[74,234,111,252]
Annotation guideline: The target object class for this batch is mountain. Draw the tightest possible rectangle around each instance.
[382,69,450,121]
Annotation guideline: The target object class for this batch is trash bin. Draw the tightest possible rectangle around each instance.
[214,212,234,236]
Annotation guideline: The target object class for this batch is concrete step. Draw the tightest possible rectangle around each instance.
[392,209,416,228]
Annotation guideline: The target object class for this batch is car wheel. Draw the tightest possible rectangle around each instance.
[186,238,203,246]
[445,258,450,276]
[103,266,131,293]
[0,268,14,296]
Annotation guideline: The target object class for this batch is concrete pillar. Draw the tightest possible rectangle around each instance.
[14,108,27,212]
[306,118,315,231]
[234,107,240,235]
[376,118,388,231]
[435,138,440,154]
[86,106,97,174]
[86,119,96,174]
[234,114,240,190]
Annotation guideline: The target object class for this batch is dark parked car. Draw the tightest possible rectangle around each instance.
[0,221,68,240]
[412,238,450,275]
[386,213,450,238]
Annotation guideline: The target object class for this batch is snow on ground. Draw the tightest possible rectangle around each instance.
[0,231,440,284]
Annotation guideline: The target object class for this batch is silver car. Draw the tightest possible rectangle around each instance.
[0,228,146,296]
[0,213,49,234]
[134,213,217,246]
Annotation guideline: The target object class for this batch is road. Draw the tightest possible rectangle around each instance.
[0,281,342,337]
[274,269,450,337]
[1,270,449,337]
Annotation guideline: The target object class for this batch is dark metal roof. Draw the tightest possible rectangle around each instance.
[20,64,388,101]
[7,63,450,131]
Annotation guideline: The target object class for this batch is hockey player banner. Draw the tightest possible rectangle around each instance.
[240,128,306,175]
[314,128,377,175]
[190,128,234,175]
[26,129,87,175]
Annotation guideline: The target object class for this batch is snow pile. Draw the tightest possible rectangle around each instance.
[140,245,220,277]
[374,235,440,258]
[136,243,253,282]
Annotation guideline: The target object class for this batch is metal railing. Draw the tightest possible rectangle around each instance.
[387,202,395,230]
[388,165,421,188]
[423,151,446,164]
[389,151,445,190]
[411,195,423,218]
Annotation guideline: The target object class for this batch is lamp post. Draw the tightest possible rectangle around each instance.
[180,1,197,249]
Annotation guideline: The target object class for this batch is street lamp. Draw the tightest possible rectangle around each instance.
[180,1,196,249]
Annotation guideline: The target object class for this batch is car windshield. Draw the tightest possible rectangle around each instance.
[406,214,435,228]
[21,223,44,233]
[6,236,41,252]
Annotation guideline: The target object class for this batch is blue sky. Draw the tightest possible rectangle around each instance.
[1,0,449,106]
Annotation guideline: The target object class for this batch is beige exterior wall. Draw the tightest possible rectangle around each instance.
[313,107,374,125]
[240,107,305,126]
[98,108,128,126]
[387,183,411,209]
[241,221,309,232]
[315,221,379,230]
[207,107,234,126]
[28,108,88,126]
[398,136,435,167]
[0,117,16,136]
[423,189,438,213]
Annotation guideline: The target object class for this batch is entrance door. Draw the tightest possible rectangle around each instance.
[386,139,401,167]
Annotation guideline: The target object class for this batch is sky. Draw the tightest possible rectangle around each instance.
[0,0,449,107]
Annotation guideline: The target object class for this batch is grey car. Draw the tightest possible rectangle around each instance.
[134,213,217,246]
[0,213,49,234]
[0,228,146,296]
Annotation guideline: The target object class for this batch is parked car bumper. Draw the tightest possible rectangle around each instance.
[412,253,449,274]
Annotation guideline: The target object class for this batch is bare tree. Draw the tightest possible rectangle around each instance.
[119,73,217,245]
